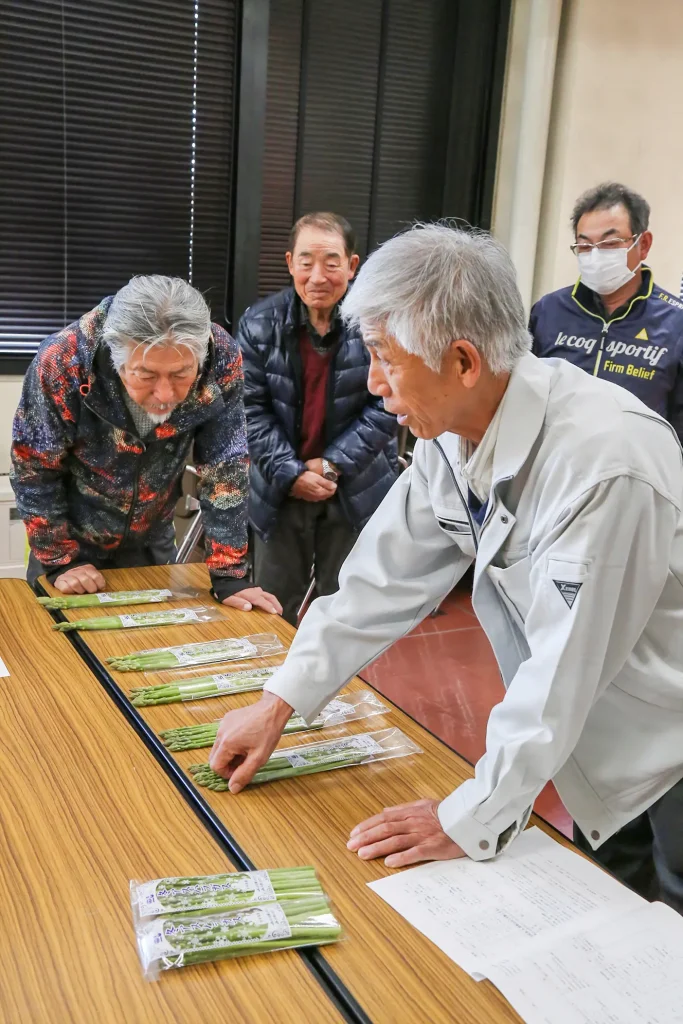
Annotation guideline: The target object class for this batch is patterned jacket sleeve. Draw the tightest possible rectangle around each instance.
[193,327,251,601]
[10,340,82,571]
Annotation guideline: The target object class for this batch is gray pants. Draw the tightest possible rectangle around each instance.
[253,498,358,626]
[574,776,683,914]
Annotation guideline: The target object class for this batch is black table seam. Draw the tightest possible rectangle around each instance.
[34,581,372,1024]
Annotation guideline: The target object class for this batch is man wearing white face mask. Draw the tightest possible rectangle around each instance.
[531,182,683,440]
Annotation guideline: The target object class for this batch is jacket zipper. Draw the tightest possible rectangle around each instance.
[433,439,479,554]
[570,272,654,378]
[122,457,144,548]
[593,322,610,376]
[83,399,146,549]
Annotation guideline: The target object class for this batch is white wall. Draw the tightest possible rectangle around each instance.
[533,0,683,302]
[0,377,24,476]
[491,0,563,312]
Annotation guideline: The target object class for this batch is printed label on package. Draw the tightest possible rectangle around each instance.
[342,734,384,755]
[97,589,172,604]
[172,638,259,666]
[284,752,309,768]
[324,698,352,717]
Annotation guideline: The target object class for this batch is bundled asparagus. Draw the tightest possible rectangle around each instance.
[107,633,285,673]
[130,667,278,706]
[189,728,422,789]
[135,895,342,979]
[38,588,175,610]
[52,606,222,632]
[159,690,388,751]
[131,867,323,918]
[160,713,321,750]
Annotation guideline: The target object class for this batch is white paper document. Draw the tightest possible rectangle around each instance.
[487,901,683,1024]
[367,827,645,980]
[0,655,9,677]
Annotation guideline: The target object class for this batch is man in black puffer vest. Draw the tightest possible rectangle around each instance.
[237,212,399,624]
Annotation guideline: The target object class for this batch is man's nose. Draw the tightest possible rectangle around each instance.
[153,376,174,403]
[367,359,389,397]
[310,263,327,284]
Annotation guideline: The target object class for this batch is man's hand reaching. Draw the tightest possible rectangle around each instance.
[209,692,294,793]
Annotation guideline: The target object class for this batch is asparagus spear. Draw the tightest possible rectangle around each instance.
[107,636,261,672]
[37,589,173,610]
[137,897,342,974]
[53,615,122,632]
[130,667,277,706]
[159,711,322,750]
[133,867,323,915]
[188,746,368,789]
[52,608,206,632]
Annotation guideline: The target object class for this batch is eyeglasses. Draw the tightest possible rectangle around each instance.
[570,234,640,256]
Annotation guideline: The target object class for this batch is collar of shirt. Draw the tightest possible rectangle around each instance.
[297,296,342,353]
[575,266,651,320]
[460,394,506,505]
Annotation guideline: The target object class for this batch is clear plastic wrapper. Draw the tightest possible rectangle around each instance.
[37,588,198,610]
[159,689,388,750]
[106,633,285,673]
[52,606,224,633]
[130,666,278,706]
[189,727,422,789]
[130,866,324,920]
[134,895,343,980]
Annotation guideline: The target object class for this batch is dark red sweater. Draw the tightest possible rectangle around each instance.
[298,329,332,461]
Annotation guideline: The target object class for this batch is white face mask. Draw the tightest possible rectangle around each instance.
[577,237,642,295]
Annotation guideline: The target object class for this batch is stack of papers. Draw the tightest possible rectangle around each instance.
[368,827,683,1023]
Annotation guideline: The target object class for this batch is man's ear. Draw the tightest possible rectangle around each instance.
[639,231,653,262]
[449,339,482,389]
[285,251,294,275]
[348,254,360,279]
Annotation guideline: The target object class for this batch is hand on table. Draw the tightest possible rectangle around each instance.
[347,798,467,868]
[222,587,283,615]
[209,692,294,792]
[53,564,107,594]
[289,471,337,502]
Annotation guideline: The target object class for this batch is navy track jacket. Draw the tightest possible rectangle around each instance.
[530,267,683,441]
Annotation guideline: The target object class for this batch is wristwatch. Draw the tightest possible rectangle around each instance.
[321,458,339,482]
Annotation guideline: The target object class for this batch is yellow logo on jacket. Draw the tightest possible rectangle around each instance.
[635,328,648,341]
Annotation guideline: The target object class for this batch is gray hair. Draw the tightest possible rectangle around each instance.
[103,275,212,371]
[571,181,650,238]
[341,223,531,374]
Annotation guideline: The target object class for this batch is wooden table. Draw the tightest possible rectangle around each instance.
[0,578,343,1024]
[41,563,587,1024]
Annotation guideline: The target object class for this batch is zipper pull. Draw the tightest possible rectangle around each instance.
[593,322,609,377]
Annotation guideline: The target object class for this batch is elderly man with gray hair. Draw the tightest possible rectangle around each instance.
[11,275,281,614]
[209,223,683,912]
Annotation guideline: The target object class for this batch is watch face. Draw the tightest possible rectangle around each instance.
[324,471,337,481]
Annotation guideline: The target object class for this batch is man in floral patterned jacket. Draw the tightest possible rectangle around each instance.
[11,274,281,614]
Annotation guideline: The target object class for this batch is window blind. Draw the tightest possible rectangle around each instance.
[0,0,237,369]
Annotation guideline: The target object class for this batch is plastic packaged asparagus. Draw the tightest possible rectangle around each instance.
[106,633,285,673]
[130,866,325,921]
[52,606,224,633]
[37,588,196,610]
[134,895,343,980]
[130,666,278,706]
[189,727,422,789]
[159,690,389,750]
